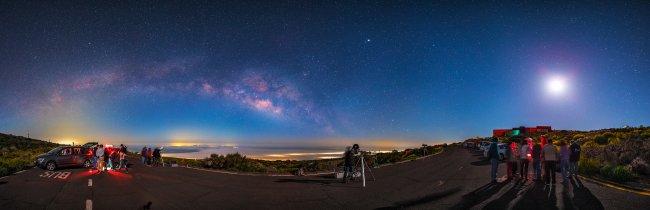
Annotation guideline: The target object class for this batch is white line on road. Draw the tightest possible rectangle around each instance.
[85,199,92,210]
[88,179,92,187]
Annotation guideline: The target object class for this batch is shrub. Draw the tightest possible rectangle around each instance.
[579,158,601,175]
[641,130,650,140]
[604,165,635,182]
[572,134,586,141]
[0,166,8,177]
[629,157,649,175]
[594,135,609,145]
[599,165,614,177]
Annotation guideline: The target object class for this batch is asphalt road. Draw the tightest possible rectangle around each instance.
[1,147,648,209]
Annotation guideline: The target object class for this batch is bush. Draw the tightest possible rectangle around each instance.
[629,157,649,175]
[579,158,601,175]
[0,166,8,177]
[600,165,635,182]
[595,135,609,145]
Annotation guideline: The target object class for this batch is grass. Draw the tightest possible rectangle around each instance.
[0,133,60,177]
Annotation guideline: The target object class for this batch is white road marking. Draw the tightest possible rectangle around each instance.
[85,199,92,210]
[39,171,71,179]
[56,172,71,179]
[88,179,92,187]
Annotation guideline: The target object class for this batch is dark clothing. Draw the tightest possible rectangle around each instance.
[487,143,499,159]
[153,148,161,158]
[344,150,353,166]
[569,143,581,162]
[103,150,109,162]
[520,159,529,179]
[544,161,556,184]
[141,147,147,156]
[532,144,542,161]
[343,150,354,179]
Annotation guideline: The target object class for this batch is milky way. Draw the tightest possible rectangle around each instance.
[0,1,648,145]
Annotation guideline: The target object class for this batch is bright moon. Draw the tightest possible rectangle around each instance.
[545,76,568,95]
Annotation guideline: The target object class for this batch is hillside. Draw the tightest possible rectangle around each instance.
[0,133,60,177]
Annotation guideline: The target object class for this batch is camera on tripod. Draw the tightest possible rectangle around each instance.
[341,143,375,187]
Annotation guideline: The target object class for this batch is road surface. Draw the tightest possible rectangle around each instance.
[1,147,648,209]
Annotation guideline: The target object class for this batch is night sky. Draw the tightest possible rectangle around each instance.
[1,1,648,146]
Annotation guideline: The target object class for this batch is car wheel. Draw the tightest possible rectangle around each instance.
[83,159,91,168]
[46,161,56,171]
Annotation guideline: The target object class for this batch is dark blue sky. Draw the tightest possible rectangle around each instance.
[1,1,648,146]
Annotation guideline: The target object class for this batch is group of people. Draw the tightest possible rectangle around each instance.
[487,135,581,186]
[140,146,163,166]
[92,144,129,173]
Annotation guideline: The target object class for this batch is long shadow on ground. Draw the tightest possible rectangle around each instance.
[569,177,604,210]
[483,179,528,209]
[509,180,558,210]
[375,187,462,209]
[507,176,603,210]
[449,180,512,209]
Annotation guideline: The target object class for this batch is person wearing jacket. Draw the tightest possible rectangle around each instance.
[532,142,543,181]
[542,139,558,185]
[559,141,570,183]
[488,138,500,183]
[506,141,519,179]
[95,145,105,172]
[569,140,581,176]
[146,147,153,165]
[141,147,147,164]
[519,139,531,179]
[118,150,128,173]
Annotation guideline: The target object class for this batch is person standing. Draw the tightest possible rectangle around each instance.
[119,150,128,173]
[153,147,161,166]
[542,139,558,185]
[92,146,98,170]
[532,142,543,181]
[559,141,570,183]
[105,147,112,170]
[342,146,353,182]
[519,139,531,179]
[506,141,519,179]
[146,147,153,166]
[141,147,147,164]
[488,138,500,183]
[569,140,581,176]
[96,145,105,173]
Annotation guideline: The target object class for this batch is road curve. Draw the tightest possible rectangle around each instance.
[1,147,648,209]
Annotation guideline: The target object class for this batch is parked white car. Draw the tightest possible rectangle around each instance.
[478,141,491,151]
[483,143,507,160]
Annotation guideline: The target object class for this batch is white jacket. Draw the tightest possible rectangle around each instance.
[95,147,104,158]
[519,145,530,159]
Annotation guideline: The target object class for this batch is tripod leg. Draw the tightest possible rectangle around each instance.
[361,157,366,187]
[363,157,376,181]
